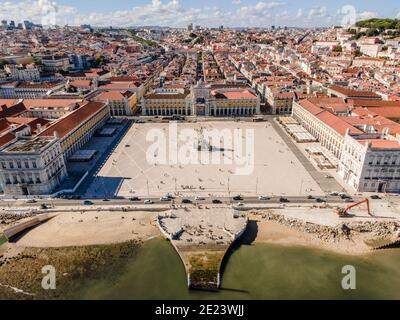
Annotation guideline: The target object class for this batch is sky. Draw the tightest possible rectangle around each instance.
[0,0,399,28]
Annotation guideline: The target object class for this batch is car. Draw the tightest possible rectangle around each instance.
[181,199,192,204]
[212,199,222,204]
[370,195,381,200]
[258,196,270,201]
[279,197,289,203]
[236,202,244,207]
[316,198,326,203]
[83,200,94,206]
[329,192,339,196]
[160,196,171,201]
[343,198,353,203]
[307,195,314,200]
[233,195,243,201]
[103,199,110,202]
[144,200,154,204]
[340,193,350,199]
[129,197,141,201]
[25,199,37,204]
[195,196,205,201]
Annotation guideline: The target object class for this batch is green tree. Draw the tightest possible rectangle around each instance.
[333,45,343,53]
[32,57,42,65]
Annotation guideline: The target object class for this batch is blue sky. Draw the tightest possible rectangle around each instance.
[1,0,399,27]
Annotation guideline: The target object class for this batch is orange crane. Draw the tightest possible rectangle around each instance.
[336,198,373,218]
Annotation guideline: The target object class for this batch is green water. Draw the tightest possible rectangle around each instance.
[73,238,400,300]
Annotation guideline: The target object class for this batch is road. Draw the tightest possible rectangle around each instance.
[0,194,369,209]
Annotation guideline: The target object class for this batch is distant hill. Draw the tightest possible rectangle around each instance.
[355,19,400,30]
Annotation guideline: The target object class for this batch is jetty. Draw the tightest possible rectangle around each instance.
[157,207,248,290]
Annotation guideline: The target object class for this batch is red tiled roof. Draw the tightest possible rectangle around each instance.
[299,99,362,136]
[348,99,400,108]
[329,85,381,99]
[0,102,26,118]
[211,89,257,100]
[358,139,400,150]
[0,132,16,148]
[95,91,133,101]
[38,102,107,138]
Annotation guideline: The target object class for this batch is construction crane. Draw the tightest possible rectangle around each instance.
[336,198,373,218]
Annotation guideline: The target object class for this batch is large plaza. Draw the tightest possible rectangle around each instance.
[83,120,326,198]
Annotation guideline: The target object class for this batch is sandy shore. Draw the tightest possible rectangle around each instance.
[14,211,160,248]
[253,215,374,255]
[1,208,397,257]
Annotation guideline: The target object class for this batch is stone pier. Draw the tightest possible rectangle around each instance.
[157,207,248,290]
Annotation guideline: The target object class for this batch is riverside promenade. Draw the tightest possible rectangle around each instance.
[157,206,248,290]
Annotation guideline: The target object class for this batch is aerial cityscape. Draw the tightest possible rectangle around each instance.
[0,0,400,304]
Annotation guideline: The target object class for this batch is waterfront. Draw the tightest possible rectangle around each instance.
[73,238,400,300]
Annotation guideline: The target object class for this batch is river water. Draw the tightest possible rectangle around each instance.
[73,238,400,300]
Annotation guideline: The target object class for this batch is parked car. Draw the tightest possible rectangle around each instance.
[129,197,141,201]
[329,192,339,196]
[212,199,222,204]
[236,202,244,207]
[279,197,289,203]
[343,198,353,203]
[83,200,94,206]
[160,196,171,201]
[181,199,192,204]
[195,196,205,201]
[258,196,270,201]
[370,195,381,200]
[144,200,154,204]
[233,195,243,201]
[25,199,37,204]
[316,198,326,203]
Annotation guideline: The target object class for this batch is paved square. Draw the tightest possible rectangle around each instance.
[84,121,324,198]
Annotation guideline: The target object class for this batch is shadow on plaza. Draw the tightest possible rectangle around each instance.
[87,176,127,199]
[71,120,134,197]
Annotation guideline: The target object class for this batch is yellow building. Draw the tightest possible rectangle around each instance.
[142,89,193,116]
[39,101,110,159]
[209,89,260,116]
[95,91,138,116]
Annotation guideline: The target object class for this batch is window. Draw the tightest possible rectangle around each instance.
[25,161,29,169]
[9,162,14,169]
[1,162,6,169]
[32,161,37,169]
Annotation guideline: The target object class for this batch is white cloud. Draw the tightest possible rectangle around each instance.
[295,8,303,19]
[357,11,379,20]
[307,6,328,19]
[0,0,383,28]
